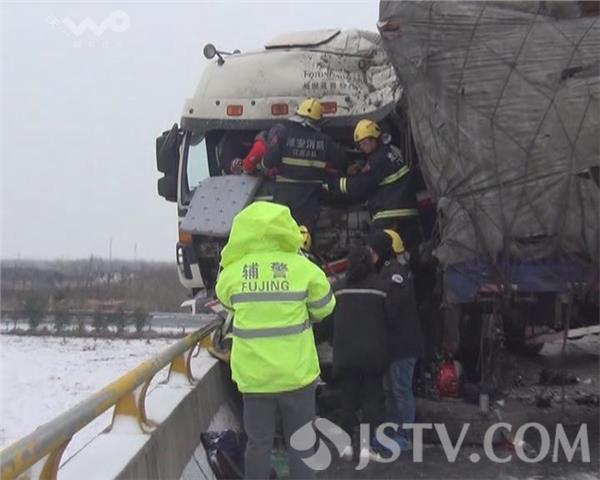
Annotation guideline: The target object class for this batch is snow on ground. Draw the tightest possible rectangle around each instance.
[0,334,180,461]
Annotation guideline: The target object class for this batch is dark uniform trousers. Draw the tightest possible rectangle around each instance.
[338,369,385,443]
[272,183,322,233]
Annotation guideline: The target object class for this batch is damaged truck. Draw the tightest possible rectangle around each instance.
[155,28,433,299]
[156,6,599,392]
[377,0,599,382]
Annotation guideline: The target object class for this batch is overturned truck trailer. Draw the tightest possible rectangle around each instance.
[378,1,599,357]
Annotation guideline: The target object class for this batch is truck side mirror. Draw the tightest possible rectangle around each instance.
[156,123,181,175]
[156,123,181,202]
[157,175,177,202]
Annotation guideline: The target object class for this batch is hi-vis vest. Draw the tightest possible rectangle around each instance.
[216,251,335,394]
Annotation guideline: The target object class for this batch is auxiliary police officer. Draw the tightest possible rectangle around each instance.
[262,97,347,233]
[216,201,336,479]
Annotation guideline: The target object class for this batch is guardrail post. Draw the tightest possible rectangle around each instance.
[11,438,71,480]
[39,439,70,480]
[110,385,156,434]
[166,353,194,385]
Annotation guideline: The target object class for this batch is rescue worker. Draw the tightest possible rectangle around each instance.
[330,119,421,254]
[368,229,423,451]
[330,245,390,464]
[261,97,347,233]
[215,201,335,479]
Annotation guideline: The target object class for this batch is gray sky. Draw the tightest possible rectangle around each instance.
[1,1,378,261]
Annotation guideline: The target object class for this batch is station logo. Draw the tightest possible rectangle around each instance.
[46,10,130,48]
[290,420,592,470]
[289,417,352,470]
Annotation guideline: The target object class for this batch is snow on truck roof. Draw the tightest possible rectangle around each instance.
[181,29,402,130]
[265,29,341,49]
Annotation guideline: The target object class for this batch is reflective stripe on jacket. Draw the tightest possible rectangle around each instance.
[262,121,347,184]
[216,202,335,393]
[335,143,418,220]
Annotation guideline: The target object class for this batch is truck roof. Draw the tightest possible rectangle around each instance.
[181,29,402,131]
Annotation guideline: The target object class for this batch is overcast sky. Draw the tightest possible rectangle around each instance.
[1,1,378,261]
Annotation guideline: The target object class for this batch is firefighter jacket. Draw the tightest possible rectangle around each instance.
[215,201,336,394]
[330,273,391,376]
[333,143,418,222]
[262,120,347,228]
[378,258,423,360]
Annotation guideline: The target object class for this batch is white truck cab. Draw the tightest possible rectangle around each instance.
[156,29,413,294]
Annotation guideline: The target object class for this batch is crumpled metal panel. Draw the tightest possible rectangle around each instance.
[180,175,262,238]
[183,29,402,122]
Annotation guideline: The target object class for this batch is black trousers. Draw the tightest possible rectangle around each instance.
[337,368,385,442]
[273,183,321,232]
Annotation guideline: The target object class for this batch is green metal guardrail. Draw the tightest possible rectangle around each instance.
[0,318,222,480]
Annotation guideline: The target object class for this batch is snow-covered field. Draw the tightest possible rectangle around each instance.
[0,334,182,461]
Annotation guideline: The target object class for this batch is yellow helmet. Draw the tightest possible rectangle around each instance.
[353,119,381,143]
[299,225,312,250]
[297,98,323,121]
[384,229,405,254]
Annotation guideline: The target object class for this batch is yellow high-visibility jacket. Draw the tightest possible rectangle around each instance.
[216,202,335,394]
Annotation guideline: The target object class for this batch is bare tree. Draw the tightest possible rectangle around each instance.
[23,292,46,331]
[133,307,148,334]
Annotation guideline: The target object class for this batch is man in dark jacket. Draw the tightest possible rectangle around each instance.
[262,98,347,232]
[330,245,390,464]
[330,119,421,254]
[369,230,423,451]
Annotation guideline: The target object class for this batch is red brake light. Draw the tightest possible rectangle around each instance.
[271,103,289,115]
[321,102,337,114]
[226,105,243,116]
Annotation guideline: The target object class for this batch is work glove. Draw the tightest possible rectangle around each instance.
[230,158,243,175]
